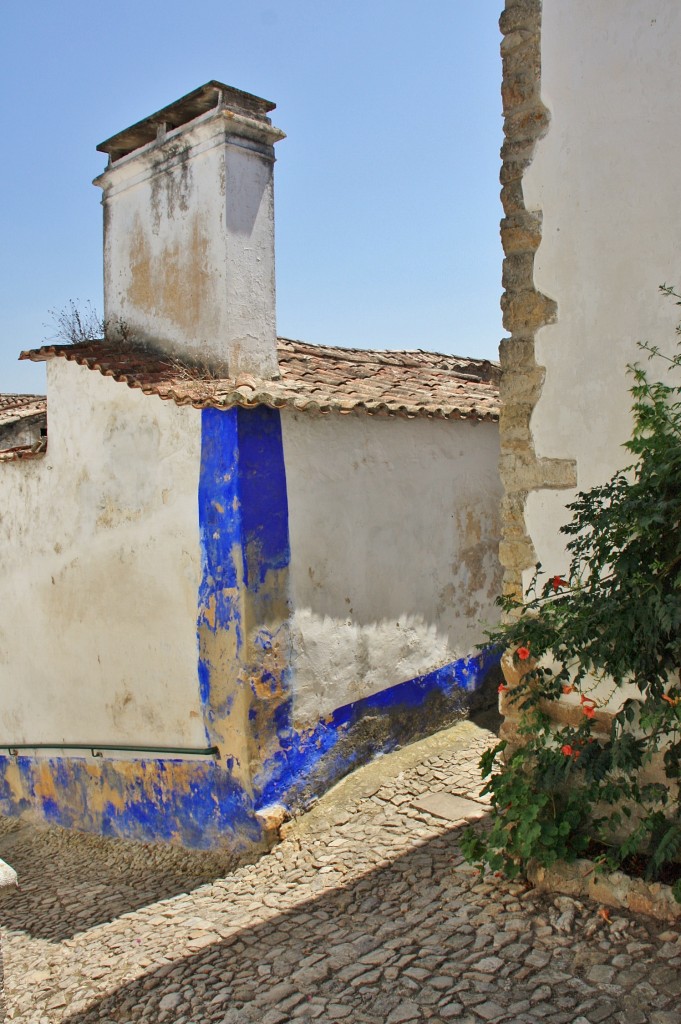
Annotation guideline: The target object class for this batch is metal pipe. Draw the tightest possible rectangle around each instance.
[2,742,219,758]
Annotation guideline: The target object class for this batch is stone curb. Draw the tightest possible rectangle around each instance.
[528,857,681,923]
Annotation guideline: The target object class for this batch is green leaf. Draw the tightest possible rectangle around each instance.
[469,302,681,880]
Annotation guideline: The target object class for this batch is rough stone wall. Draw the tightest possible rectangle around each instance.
[498,0,576,602]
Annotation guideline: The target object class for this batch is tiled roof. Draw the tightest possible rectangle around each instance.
[0,394,46,427]
[20,339,500,422]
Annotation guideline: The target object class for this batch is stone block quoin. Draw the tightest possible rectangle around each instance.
[498,0,577,735]
[498,0,576,610]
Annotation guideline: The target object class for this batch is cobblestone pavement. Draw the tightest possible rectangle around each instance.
[1,720,680,1024]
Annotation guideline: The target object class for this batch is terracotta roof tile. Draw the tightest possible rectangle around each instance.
[19,339,500,422]
[0,394,47,428]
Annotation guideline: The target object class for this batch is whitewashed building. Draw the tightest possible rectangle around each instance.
[0,82,502,850]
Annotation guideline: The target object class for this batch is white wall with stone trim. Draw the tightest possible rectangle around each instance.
[0,360,205,748]
[522,0,681,582]
[282,411,503,722]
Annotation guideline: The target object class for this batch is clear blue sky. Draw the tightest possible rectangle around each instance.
[0,1,504,394]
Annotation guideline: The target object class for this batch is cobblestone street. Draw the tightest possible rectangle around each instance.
[1,721,680,1024]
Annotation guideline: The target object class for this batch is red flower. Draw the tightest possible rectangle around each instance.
[580,694,597,719]
[498,683,509,693]
[562,684,575,695]
[561,744,574,756]
[516,646,530,661]
[552,576,568,592]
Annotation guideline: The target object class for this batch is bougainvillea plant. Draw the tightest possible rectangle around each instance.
[462,287,681,900]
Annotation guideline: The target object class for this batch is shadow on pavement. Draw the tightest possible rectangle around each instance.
[60,828,482,1024]
[5,819,673,1023]
[0,817,242,942]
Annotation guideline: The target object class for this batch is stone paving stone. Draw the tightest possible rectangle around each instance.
[0,720,679,1023]
[411,793,488,823]
[326,1004,353,1020]
[473,1000,508,1020]
[385,1001,421,1023]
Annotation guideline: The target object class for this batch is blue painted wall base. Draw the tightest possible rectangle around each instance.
[255,646,501,814]
[0,755,263,851]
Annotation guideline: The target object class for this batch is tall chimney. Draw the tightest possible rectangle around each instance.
[94,81,285,378]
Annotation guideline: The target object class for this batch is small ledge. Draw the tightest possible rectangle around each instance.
[528,858,681,923]
[0,441,47,463]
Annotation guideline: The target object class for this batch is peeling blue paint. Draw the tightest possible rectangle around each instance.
[197,659,211,707]
[198,405,289,601]
[197,406,291,723]
[0,756,34,813]
[0,754,261,850]
[255,645,501,809]
[193,404,294,841]
[198,407,242,633]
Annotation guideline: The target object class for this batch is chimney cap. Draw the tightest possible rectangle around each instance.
[97,80,277,162]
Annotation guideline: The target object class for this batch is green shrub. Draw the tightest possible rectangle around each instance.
[462,286,681,900]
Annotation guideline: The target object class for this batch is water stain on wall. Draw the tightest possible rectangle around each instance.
[127,215,211,336]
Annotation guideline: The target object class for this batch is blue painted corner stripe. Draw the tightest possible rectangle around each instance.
[198,407,242,625]
[236,405,290,586]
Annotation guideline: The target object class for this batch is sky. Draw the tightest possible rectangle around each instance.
[0,1,504,395]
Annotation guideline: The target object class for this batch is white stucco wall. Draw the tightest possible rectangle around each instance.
[0,360,205,748]
[97,111,281,379]
[282,412,502,721]
[523,1,681,578]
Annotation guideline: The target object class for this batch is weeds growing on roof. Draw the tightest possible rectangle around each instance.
[44,300,105,345]
[44,300,226,384]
